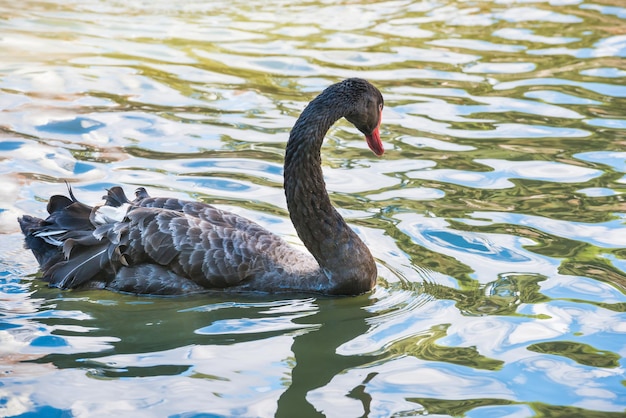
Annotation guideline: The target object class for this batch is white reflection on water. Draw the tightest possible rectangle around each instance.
[469,211,626,248]
[575,151,626,173]
[408,159,602,189]
[495,6,582,24]
[396,213,557,283]
[399,115,590,139]
[309,356,513,417]
[524,90,602,105]
[528,35,626,59]
[395,87,585,119]
[494,77,626,97]
[493,27,580,45]
[195,299,319,335]
[542,274,626,304]
[320,299,626,415]
[2,339,293,417]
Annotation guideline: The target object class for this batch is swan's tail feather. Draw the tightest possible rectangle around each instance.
[18,214,63,268]
[18,185,93,269]
[48,198,93,231]
[134,187,150,201]
[19,187,130,290]
[46,239,112,289]
[103,186,131,208]
[46,194,74,214]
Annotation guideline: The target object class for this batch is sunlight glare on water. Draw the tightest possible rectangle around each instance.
[1,0,626,417]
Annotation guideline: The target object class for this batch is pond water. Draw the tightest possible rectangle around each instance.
[1,0,626,416]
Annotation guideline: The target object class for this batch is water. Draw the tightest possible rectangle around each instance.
[1,0,625,416]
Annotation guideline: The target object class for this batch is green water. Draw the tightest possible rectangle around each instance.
[1,0,625,417]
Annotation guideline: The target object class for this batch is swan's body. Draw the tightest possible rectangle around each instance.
[18,78,384,295]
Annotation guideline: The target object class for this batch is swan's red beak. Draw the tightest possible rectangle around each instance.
[366,128,383,156]
[365,110,384,156]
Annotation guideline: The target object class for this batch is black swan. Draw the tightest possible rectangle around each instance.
[18,78,384,296]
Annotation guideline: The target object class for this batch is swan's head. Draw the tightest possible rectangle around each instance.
[343,78,385,156]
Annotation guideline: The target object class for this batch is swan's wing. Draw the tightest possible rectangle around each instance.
[125,205,283,288]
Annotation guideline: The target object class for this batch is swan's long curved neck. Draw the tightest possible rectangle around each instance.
[283,87,376,295]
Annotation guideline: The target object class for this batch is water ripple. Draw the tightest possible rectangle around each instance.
[468,211,626,248]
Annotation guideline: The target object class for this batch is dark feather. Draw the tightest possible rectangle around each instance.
[18,215,62,267]
[134,187,150,201]
[47,195,74,214]
[46,243,111,288]
[103,186,131,207]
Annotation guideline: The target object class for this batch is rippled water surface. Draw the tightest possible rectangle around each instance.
[2,0,626,416]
